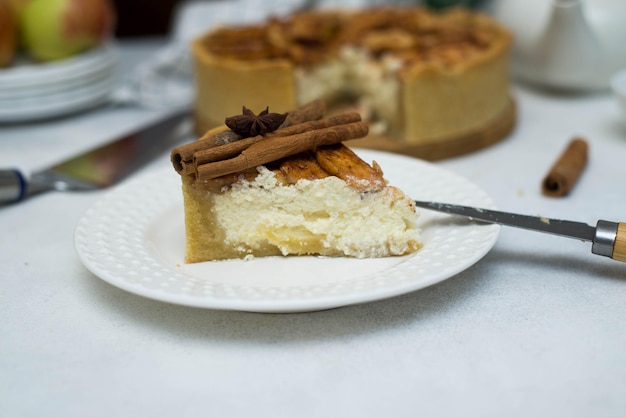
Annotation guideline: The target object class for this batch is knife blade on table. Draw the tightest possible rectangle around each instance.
[0,109,192,205]
[413,200,626,262]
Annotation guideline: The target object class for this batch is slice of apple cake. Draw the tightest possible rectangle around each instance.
[171,102,422,262]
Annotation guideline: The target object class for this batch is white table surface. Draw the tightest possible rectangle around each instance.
[1,37,626,418]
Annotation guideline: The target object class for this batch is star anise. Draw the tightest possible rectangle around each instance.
[225,106,288,137]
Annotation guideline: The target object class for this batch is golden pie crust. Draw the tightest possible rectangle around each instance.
[191,7,513,158]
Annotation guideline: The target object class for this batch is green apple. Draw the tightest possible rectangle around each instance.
[0,0,17,67]
[20,0,115,62]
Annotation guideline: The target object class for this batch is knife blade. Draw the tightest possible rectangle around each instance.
[0,108,192,205]
[413,200,626,262]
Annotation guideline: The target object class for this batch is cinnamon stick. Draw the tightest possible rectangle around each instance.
[171,100,327,175]
[542,137,588,197]
[170,127,240,173]
[196,121,369,180]
[193,135,267,168]
[282,99,326,126]
[193,112,362,168]
[269,112,360,138]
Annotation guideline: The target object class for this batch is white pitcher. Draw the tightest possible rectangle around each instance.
[488,0,626,91]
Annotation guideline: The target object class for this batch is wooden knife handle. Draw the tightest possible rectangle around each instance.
[613,223,626,262]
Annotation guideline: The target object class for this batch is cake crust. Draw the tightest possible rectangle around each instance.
[192,6,512,149]
[182,165,422,262]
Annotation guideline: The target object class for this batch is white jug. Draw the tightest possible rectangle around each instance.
[488,0,626,91]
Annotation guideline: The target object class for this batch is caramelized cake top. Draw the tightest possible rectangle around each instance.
[202,7,510,71]
[171,101,389,193]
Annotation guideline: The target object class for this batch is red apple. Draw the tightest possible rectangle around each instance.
[20,0,115,62]
[0,0,17,67]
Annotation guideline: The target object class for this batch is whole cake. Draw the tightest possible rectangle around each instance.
[191,6,513,159]
[171,102,422,263]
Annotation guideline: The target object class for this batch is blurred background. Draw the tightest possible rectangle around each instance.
[113,0,182,37]
[113,0,485,38]
[1,0,624,123]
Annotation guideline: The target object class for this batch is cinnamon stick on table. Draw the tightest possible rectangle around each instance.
[542,137,589,197]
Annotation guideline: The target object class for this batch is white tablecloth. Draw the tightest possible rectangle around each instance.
[1,37,626,418]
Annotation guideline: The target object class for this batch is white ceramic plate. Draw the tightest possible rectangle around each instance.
[0,43,117,89]
[0,64,115,99]
[0,72,115,108]
[0,43,118,122]
[0,75,115,122]
[75,150,500,313]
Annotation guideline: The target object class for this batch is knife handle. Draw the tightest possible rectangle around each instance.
[613,223,626,262]
[0,169,27,205]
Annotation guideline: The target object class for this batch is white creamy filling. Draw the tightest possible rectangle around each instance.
[211,167,421,258]
[294,46,403,135]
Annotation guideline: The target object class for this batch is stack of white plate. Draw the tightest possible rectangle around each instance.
[0,43,117,123]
